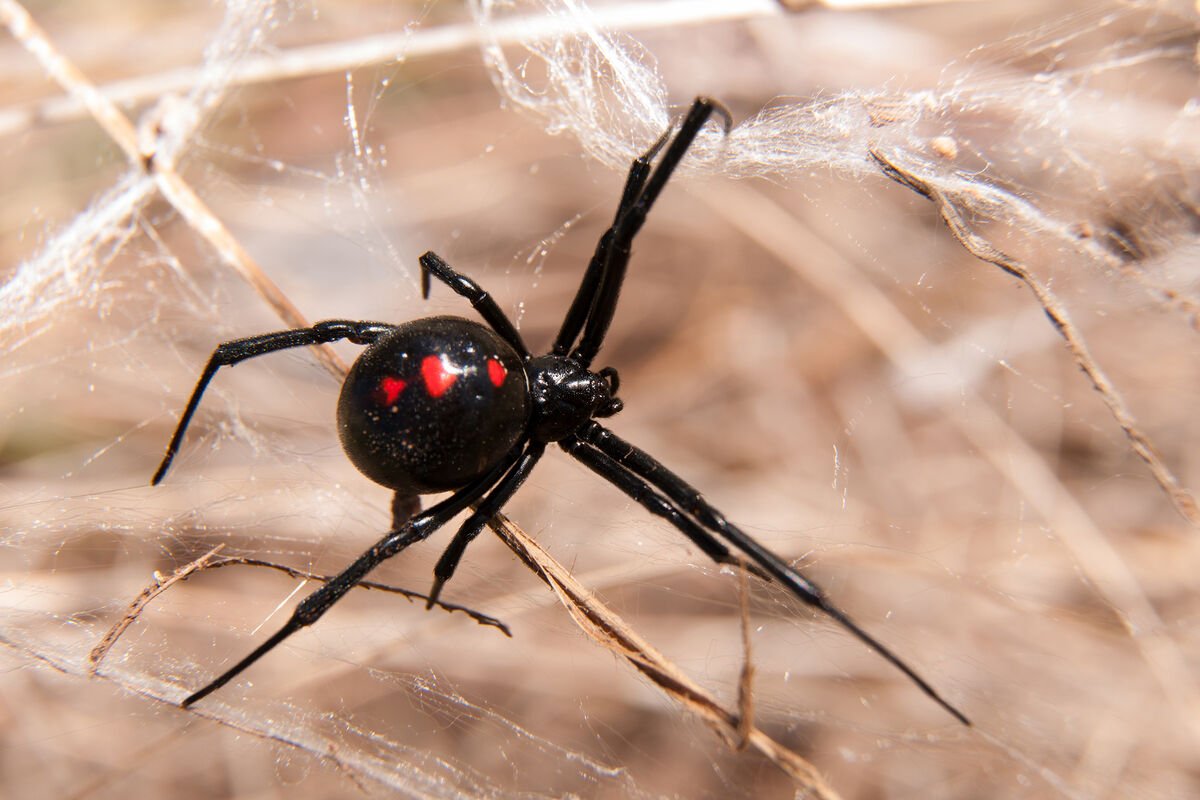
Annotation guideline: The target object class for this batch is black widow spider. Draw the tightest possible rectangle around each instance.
[153,97,968,725]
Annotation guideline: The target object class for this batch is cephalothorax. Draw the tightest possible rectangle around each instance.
[153,98,968,725]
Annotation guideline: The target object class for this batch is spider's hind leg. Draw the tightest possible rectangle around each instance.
[559,436,746,570]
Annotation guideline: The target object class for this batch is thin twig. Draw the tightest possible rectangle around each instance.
[486,510,842,799]
[200,555,511,635]
[870,148,1200,528]
[733,565,756,752]
[1,0,348,381]
[0,1,785,138]
[0,0,140,162]
[88,545,228,672]
[698,177,1200,748]
[88,549,511,674]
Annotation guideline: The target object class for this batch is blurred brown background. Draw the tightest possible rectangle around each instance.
[2,0,1199,797]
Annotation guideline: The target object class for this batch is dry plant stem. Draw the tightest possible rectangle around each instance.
[0,0,140,161]
[88,545,228,672]
[734,565,755,752]
[87,549,510,678]
[0,1,783,137]
[0,0,992,138]
[870,149,1200,528]
[149,171,347,379]
[3,0,1007,128]
[699,179,1200,747]
[1,0,347,381]
[485,511,841,799]
[199,555,511,634]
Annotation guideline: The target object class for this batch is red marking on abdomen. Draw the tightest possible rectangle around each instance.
[375,376,407,405]
[422,354,458,398]
[487,358,507,387]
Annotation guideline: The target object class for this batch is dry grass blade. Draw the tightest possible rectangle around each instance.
[88,545,228,672]
[200,555,512,634]
[733,565,756,752]
[870,148,1200,528]
[486,511,841,798]
[1,0,347,380]
[703,174,1200,749]
[88,547,512,678]
[0,0,140,162]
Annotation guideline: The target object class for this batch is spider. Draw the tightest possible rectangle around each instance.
[153,97,968,725]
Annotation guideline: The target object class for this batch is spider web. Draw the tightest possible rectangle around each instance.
[1,0,1198,798]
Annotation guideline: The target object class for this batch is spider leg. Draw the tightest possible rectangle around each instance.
[419,251,529,358]
[559,436,761,571]
[425,442,545,609]
[391,491,423,529]
[552,127,671,356]
[180,447,520,708]
[574,422,971,726]
[570,97,732,367]
[152,320,397,485]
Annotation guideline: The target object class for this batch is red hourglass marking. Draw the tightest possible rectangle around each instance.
[422,355,458,398]
[487,358,507,387]
[376,376,407,405]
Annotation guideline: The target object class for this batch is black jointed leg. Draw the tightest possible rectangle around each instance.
[181,446,522,708]
[559,436,743,569]
[570,98,733,367]
[576,422,970,726]
[152,320,397,485]
[425,442,546,609]
[419,251,529,358]
[391,492,423,530]
[552,128,672,356]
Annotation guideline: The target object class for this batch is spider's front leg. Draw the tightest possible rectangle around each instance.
[568,97,732,367]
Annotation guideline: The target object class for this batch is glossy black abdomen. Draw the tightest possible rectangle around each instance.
[337,316,530,494]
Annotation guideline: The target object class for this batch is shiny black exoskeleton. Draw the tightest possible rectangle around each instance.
[338,316,530,494]
[526,355,621,442]
[336,321,622,494]
[151,98,969,726]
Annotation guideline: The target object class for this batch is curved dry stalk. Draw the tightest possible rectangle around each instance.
[871,148,1200,528]
[1,0,347,380]
[88,544,229,672]
[88,546,512,675]
[700,177,1200,749]
[486,510,842,799]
